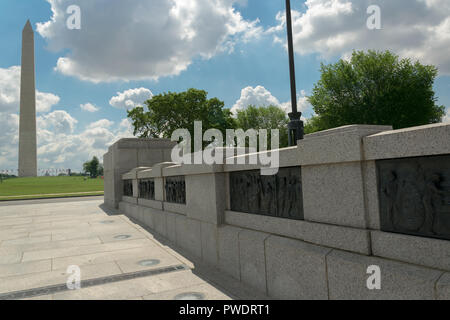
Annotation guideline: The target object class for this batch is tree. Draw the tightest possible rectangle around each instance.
[127,88,235,149]
[98,164,104,177]
[235,105,289,149]
[307,50,446,133]
[83,156,101,178]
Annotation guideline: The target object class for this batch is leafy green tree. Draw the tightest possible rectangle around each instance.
[127,88,235,149]
[235,105,289,149]
[303,116,323,135]
[98,164,104,177]
[307,50,446,132]
[83,156,101,178]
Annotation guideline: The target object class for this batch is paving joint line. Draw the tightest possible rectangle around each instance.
[0,264,189,300]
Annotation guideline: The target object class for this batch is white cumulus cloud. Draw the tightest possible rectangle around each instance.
[443,108,450,123]
[87,119,114,129]
[0,66,60,114]
[36,114,133,171]
[109,88,153,109]
[38,110,78,135]
[270,0,450,74]
[232,86,281,114]
[36,0,262,83]
[231,86,310,116]
[80,103,99,113]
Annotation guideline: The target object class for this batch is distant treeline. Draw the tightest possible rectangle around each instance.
[0,174,17,179]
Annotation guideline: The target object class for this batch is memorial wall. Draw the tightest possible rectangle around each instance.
[105,123,450,300]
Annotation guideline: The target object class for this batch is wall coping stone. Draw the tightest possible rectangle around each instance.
[363,122,450,160]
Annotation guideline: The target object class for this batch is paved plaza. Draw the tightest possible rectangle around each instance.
[0,197,261,300]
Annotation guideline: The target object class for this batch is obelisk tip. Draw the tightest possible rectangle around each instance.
[23,20,33,32]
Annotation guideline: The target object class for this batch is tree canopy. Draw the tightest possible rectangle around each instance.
[235,105,289,148]
[306,50,446,133]
[127,88,235,143]
[127,89,292,150]
[83,156,103,178]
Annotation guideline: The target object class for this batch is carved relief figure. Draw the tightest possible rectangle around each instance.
[139,179,155,200]
[378,155,450,241]
[422,173,447,234]
[278,176,287,217]
[396,172,425,232]
[165,177,186,204]
[285,175,299,218]
[230,167,304,220]
[123,180,133,197]
[382,171,398,227]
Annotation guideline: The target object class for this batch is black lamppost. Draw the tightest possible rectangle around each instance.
[285,0,304,146]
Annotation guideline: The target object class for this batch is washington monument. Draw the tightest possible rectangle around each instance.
[18,20,37,177]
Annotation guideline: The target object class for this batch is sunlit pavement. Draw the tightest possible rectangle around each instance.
[0,198,263,300]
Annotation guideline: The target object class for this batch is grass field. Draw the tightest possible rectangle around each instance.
[0,176,104,201]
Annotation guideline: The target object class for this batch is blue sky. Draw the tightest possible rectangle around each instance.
[0,0,449,172]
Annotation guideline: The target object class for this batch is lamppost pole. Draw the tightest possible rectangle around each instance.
[285,0,304,145]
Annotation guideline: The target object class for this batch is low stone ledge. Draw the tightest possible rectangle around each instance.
[302,221,370,255]
[437,273,450,300]
[118,201,128,215]
[122,172,134,180]
[140,206,154,229]
[122,167,150,180]
[114,138,175,150]
[151,208,167,237]
[162,165,184,177]
[122,196,137,205]
[327,249,443,300]
[371,231,450,272]
[224,211,371,255]
[175,215,202,259]
[363,123,450,160]
[238,229,270,293]
[151,162,178,177]
[164,202,187,215]
[201,222,219,267]
[297,125,392,166]
[137,169,153,179]
[265,235,331,299]
[182,164,224,176]
[138,198,163,210]
[223,163,262,172]
[218,225,243,281]
[166,211,183,244]
[223,147,300,172]
[119,201,138,221]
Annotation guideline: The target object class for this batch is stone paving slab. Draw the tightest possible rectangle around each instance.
[0,198,248,300]
[0,261,123,294]
[0,259,52,278]
[51,246,163,270]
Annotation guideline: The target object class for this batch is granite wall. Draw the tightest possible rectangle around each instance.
[110,123,450,300]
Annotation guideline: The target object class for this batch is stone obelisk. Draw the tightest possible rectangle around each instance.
[18,20,37,177]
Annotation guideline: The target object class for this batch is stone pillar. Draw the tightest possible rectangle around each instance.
[18,20,37,177]
[103,138,176,209]
[298,125,392,229]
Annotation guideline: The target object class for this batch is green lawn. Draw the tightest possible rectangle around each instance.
[0,176,104,200]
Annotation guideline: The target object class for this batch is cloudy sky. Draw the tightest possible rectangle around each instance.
[0,0,449,173]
